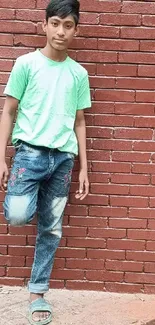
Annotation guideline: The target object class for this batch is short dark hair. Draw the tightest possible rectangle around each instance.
[46,0,80,26]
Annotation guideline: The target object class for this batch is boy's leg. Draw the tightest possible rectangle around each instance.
[3,142,48,225]
[28,150,74,322]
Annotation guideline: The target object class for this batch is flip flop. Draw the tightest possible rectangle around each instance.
[28,297,52,325]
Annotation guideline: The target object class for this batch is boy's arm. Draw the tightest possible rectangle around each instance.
[74,109,89,200]
[0,96,18,190]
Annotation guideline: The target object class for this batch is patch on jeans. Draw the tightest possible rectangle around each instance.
[10,168,26,186]
[64,170,72,188]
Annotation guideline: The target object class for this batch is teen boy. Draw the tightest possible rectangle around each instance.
[0,0,91,324]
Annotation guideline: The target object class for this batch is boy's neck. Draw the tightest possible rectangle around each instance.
[40,45,67,62]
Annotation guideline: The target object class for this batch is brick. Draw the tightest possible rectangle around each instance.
[66,281,104,291]
[69,216,108,228]
[92,139,132,151]
[97,64,137,77]
[14,35,45,48]
[63,226,87,237]
[95,89,135,102]
[87,150,110,161]
[109,218,147,229]
[119,52,155,64]
[86,270,123,282]
[88,173,110,183]
[121,27,155,39]
[148,220,155,228]
[65,205,88,216]
[106,260,143,272]
[110,196,148,208]
[81,63,96,75]
[112,152,150,163]
[128,230,155,241]
[37,0,48,8]
[70,194,109,206]
[0,225,7,234]
[146,242,155,251]
[67,238,106,249]
[116,77,155,90]
[122,2,155,14]
[80,13,99,25]
[52,269,84,280]
[0,73,9,84]
[144,263,155,273]
[89,206,127,218]
[136,92,155,103]
[8,246,34,257]
[90,76,115,88]
[0,8,15,19]
[66,259,105,270]
[0,235,26,245]
[71,38,97,50]
[0,256,25,267]
[100,13,141,26]
[77,51,117,63]
[138,65,155,77]
[98,39,139,51]
[0,278,24,286]
[56,248,86,259]
[107,239,145,251]
[150,198,155,208]
[16,9,44,21]
[79,25,119,38]
[130,186,155,197]
[94,115,134,127]
[115,103,155,116]
[91,184,129,195]
[126,251,155,262]
[105,283,143,293]
[0,34,13,46]
[0,0,35,8]
[0,21,35,34]
[87,249,125,260]
[88,228,126,239]
[0,60,13,72]
[114,128,153,140]
[0,47,33,59]
[132,163,155,174]
[111,174,150,185]
[125,273,155,284]
[92,162,131,173]
[80,0,122,13]
[129,209,155,220]
[133,141,155,152]
[144,285,155,294]
[7,267,31,277]
[135,117,155,128]
[49,280,64,289]
[87,127,113,139]
[91,102,115,114]
[140,41,155,52]
[9,225,36,235]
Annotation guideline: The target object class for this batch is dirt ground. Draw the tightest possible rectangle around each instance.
[1,286,155,325]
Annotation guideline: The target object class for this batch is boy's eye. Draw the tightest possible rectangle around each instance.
[52,22,58,27]
[66,25,72,29]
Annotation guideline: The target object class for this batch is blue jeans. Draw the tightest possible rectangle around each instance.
[3,141,74,293]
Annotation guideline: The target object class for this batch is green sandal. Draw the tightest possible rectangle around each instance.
[28,297,52,325]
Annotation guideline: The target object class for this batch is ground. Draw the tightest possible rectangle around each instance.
[1,286,155,325]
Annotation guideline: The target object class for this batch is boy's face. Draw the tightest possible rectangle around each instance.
[42,15,77,51]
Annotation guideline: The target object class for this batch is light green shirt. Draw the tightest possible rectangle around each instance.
[4,50,91,155]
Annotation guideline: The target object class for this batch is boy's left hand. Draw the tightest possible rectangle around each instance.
[75,169,89,200]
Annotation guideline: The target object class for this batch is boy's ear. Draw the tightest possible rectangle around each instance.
[74,26,79,37]
[42,19,47,33]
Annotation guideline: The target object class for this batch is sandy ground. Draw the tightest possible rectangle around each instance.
[1,286,155,325]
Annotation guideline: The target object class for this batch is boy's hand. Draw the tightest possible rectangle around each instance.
[0,161,9,191]
[75,169,89,200]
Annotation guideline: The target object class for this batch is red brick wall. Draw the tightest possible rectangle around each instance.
[1,0,155,293]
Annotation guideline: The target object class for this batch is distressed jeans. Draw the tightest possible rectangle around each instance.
[3,141,74,293]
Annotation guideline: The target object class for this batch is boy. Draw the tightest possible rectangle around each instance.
[0,0,91,324]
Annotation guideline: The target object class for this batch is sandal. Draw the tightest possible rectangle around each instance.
[28,297,52,325]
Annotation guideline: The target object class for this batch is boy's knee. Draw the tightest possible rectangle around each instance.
[3,195,33,226]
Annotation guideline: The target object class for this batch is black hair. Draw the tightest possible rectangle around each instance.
[46,0,80,25]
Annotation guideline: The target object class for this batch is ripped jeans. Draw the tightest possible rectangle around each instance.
[3,141,74,294]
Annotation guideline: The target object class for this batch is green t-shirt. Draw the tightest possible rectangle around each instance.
[4,49,91,155]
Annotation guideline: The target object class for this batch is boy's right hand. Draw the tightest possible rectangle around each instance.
[0,161,9,191]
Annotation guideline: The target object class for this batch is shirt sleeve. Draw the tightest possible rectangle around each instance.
[4,57,28,101]
[77,72,91,110]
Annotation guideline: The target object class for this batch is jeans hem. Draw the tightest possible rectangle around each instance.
[28,281,49,294]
